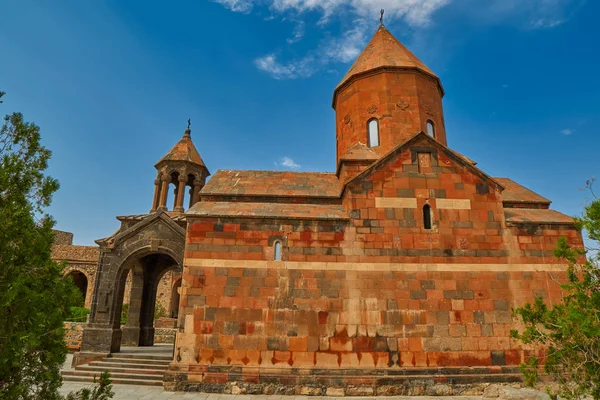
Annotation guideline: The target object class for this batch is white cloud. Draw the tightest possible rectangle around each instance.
[214,0,254,13]
[561,128,574,135]
[287,20,306,43]
[255,54,315,79]
[215,0,585,79]
[275,157,301,169]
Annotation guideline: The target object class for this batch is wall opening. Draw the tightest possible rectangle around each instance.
[368,118,380,148]
[274,241,282,261]
[426,120,436,138]
[423,204,433,230]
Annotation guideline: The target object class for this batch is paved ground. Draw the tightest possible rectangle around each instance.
[58,383,484,400]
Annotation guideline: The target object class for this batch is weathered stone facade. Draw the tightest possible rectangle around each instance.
[162,26,582,392]
[69,24,582,394]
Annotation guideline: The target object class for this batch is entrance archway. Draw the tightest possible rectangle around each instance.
[66,270,88,304]
[116,252,179,348]
[77,211,186,363]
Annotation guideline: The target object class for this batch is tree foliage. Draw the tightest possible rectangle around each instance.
[511,181,600,400]
[0,91,82,399]
[64,372,114,400]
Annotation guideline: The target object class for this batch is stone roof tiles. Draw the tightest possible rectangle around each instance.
[155,128,207,168]
[187,201,349,220]
[339,142,380,162]
[495,178,551,205]
[336,25,438,91]
[201,170,342,198]
[505,208,573,225]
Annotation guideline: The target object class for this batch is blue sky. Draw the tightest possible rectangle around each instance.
[1,0,598,245]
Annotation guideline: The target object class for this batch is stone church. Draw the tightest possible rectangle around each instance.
[69,24,582,394]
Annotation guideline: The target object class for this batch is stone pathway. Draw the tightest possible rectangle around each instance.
[58,383,485,400]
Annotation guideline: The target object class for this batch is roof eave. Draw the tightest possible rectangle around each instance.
[332,66,444,109]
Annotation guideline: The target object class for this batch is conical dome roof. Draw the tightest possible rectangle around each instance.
[155,127,207,168]
[335,25,439,91]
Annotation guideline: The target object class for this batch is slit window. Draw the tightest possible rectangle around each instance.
[274,241,282,261]
[368,119,380,148]
[423,205,433,230]
[426,120,435,138]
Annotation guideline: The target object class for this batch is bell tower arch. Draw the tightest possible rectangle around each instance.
[150,121,210,213]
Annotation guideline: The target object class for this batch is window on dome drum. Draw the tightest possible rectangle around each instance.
[368,119,380,148]
[426,120,435,138]
[423,205,433,230]
[274,241,282,261]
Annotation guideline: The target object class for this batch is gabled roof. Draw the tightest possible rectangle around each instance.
[201,170,342,198]
[505,209,573,225]
[494,178,551,205]
[96,210,186,247]
[335,25,441,94]
[187,201,349,220]
[344,131,504,193]
[155,127,207,168]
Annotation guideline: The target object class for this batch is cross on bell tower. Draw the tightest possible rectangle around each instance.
[150,121,210,213]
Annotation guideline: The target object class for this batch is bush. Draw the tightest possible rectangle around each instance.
[64,371,114,400]
[120,304,128,325]
[66,307,90,322]
[154,301,167,320]
[511,181,600,400]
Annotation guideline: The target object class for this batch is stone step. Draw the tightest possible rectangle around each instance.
[62,370,164,381]
[76,365,167,375]
[61,372,163,386]
[89,360,169,370]
[102,357,171,366]
[107,353,172,361]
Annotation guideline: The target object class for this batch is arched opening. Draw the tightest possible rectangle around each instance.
[368,118,380,148]
[183,174,195,211]
[423,204,433,230]
[66,270,88,305]
[114,252,180,350]
[170,278,182,318]
[426,120,436,138]
[170,172,180,211]
[274,241,282,261]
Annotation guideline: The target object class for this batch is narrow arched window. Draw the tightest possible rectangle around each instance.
[368,119,380,148]
[426,120,435,138]
[274,241,282,261]
[423,205,433,230]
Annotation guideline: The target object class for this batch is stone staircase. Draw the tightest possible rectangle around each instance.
[62,344,173,386]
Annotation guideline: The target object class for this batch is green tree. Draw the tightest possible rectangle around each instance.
[511,181,600,400]
[0,91,80,399]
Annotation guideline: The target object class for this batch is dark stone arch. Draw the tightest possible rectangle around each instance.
[76,211,186,364]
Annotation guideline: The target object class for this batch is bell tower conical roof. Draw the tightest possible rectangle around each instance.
[155,126,207,168]
[334,25,442,95]
[150,122,210,214]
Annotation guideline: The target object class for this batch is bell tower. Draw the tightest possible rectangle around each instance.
[150,121,210,213]
[333,23,446,172]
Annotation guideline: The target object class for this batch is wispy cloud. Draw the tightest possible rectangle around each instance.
[214,0,585,79]
[561,128,575,135]
[256,19,368,79]
[275,157,301,169]
[214,0,254,13]
[287,20,306,43]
